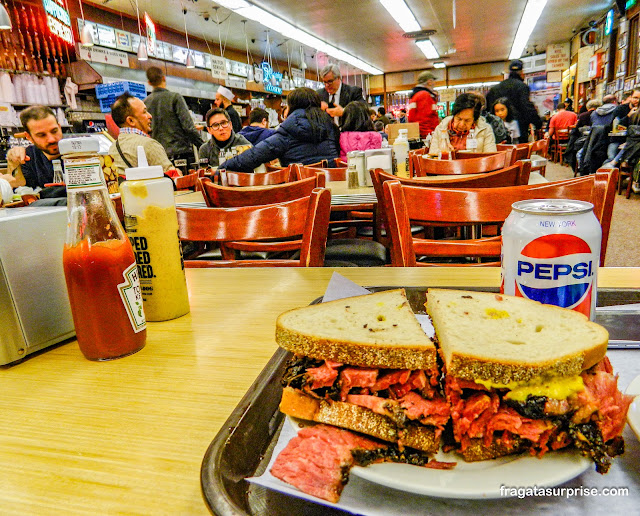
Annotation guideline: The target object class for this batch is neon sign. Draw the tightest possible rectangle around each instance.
[42,0,73,45]
[261,62,283,94]
[604,9,614,36]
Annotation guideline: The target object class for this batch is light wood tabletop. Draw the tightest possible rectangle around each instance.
[1,267,638,514]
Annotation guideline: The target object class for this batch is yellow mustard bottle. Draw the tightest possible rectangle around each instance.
[119,146,190,321]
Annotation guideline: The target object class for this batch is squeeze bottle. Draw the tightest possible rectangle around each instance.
[119,146,190,321]
[392,128,410,177]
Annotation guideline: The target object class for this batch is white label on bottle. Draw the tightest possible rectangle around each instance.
[64,157,105,189]
[117,261,147,333]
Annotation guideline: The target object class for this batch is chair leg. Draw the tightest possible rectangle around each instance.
[626,175,633,199]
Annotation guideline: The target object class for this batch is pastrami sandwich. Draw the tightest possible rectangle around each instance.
[276,288,450,454]
[425,288,632,473]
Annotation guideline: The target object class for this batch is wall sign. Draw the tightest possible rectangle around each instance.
[604,9,614,36]
[545,43,570,72]
[145,13,156,57]
[210,55,229,81]
[78,45,129,68]
[115,30,132,52]
[261,62,282,94]
[43,0,73,45]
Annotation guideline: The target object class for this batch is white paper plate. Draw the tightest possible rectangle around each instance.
[288,416,591,499]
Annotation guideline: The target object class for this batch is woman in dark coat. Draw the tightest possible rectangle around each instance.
[220,88,339,172]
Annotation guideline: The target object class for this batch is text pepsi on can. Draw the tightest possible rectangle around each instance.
[501,199,601,320]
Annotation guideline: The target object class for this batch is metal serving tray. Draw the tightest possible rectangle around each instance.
[200,286,640,515]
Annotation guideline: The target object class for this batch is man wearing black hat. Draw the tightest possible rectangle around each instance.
[486,59,542,143]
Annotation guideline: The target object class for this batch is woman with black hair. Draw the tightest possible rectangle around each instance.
[220,87,339,171]
[492,97,520,144]
[339,101,382,160]
[428,93,497,154]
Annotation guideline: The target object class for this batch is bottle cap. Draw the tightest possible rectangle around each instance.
[58,136,100,155]
[125,146,164,180]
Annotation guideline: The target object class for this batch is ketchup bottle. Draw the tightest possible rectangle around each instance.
[61,137,146,360]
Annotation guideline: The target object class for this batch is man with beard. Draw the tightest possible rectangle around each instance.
[2,106,63,189]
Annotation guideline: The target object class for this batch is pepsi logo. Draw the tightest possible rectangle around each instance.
[514,234,594,314]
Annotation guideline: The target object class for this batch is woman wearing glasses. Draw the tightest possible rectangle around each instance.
[220,87,339,172]
[198,108,252,167]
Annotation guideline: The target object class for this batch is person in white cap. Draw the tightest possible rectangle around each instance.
[144,66,203,171]
[214,86,243,133]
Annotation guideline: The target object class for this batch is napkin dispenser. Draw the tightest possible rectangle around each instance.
[0,206,74,365]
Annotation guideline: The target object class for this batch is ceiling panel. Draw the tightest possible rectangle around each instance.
[86,0,615,74]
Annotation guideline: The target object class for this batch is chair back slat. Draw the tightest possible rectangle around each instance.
[174,172,198,191]
[291,163,344,183]
[200,175,319,207]
[415,152,507,176]
[219,167,292,186]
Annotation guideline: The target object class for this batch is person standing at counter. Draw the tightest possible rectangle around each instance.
[198,108,251,168]
[109,93,177,175]
[316,64,366,125]
[407,71,440,138]
[214,86,243,133]
[144,67,203,171]
[1,105,61,189]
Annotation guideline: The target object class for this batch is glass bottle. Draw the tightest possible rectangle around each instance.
[61,137,146,361]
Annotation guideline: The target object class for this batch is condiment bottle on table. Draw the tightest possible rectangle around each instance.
[61,137,146,361]
[119,146,190,322]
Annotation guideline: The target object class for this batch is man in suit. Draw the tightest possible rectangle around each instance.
[316,64,366,124]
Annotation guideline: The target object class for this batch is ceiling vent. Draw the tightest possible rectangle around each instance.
[403,29,437,39]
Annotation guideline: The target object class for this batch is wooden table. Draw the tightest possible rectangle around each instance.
[0,267,638,514]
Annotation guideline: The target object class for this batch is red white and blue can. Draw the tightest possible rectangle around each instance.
[501,199,601,320]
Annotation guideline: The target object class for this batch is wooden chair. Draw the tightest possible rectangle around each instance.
[528,138,549,177]
[369,162,531,245]
[177,188,331,267]
[415,151,507,176]
[381,169,618,267]
[497,143,531,165]
[218,167,293,186]
[174,172,199,191]
[408,148,427,177]
[199,175,319,207]
[550,128,570,163]
[291,163,344,183]
[264,163,284,172]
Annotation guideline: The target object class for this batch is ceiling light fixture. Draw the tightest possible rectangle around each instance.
[135,0,147,61]
[213,0,382,75]
[77,1,94,46]
[0,3,11,30]
[379,0,420,32]
[416,39,439,59]
[433,61,446,68]
[509,0,548,60]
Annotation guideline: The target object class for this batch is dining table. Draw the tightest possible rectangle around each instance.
[0,267,638,514]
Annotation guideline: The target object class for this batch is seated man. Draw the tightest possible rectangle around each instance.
[548,102,578,141]
[109,93,177,175]
[239,108,276,145]
[1,105,62,189]
[198,108,251,168]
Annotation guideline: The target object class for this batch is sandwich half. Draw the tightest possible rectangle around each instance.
[277,288,450,454]
[425,288,632,473]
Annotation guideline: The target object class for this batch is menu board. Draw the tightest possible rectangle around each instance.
[97,24,117,49]
[115,30,132,52]
[229,61,248,77]
[173,46,188,64]
[131,33,141,52]
[157,41,173,61]
[204,54,212,69]
[193,51,206,69]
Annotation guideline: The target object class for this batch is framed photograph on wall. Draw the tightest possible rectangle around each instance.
[619,31,628,49]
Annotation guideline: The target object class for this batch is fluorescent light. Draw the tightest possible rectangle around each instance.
[214,0,383,75]
[416,39,439,59]
[433,61,446,68]
[434,81,499,90]
[379,0,420,32]
[509,0,548,60]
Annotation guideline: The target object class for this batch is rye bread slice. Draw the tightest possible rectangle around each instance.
[276,288,436,370]
[425,288,609,384]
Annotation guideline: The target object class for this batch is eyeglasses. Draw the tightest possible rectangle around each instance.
[208,120,231,130]
[322,77,338,85]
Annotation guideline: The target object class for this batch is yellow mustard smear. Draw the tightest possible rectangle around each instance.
[130,204,190,321]
[485,308,510,319]
[128,181,149,199]
[475,375,585,401]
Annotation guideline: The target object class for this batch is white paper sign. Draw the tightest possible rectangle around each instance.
[577,46,594,83]
[78,45,129,68]
[226,77,247,89]
[211,55,229,80]
[546,43,570,72]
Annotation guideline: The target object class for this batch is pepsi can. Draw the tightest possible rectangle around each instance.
[501,199,601,320]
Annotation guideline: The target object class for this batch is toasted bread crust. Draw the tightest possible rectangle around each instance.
[280,387,439,454]
[276,326,437,369]
[458,437,527,461]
